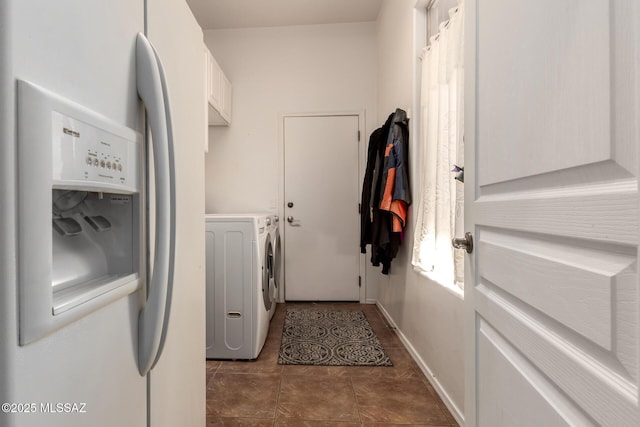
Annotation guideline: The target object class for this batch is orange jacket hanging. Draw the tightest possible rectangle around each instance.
[379,109,411,232]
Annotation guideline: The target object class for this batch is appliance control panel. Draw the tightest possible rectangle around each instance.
[52,111,139,193]
[17,80,142,345]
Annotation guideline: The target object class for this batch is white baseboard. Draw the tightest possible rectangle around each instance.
[376,302,465,426]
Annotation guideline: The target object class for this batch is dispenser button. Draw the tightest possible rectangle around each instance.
[93,158,99,167]
[86,157,92,165]
[100,160,105,168]
[106,161,112,170]
[117,164,123,172]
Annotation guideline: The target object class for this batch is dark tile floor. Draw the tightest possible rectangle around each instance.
[206,302,460,427]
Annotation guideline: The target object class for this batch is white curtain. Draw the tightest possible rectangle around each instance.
[412,1,465,289]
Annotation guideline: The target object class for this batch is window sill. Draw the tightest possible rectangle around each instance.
[413,266,464,300]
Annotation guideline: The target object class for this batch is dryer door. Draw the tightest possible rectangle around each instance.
[272,230,281,296]
[262,237,273,311]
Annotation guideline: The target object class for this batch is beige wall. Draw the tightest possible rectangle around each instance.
[375,0,465,423]
[204,23,377,214]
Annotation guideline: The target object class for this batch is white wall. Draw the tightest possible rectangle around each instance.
[203,23,377,214]
[375,0,465,424]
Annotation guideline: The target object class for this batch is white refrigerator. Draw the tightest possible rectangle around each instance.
[0,0,207,426]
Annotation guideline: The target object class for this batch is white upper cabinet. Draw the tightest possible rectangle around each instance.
[205,48,231,126]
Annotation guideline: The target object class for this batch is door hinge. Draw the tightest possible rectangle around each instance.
[357,130,361,142]
[358,203,361,214]
[358,276,362,288]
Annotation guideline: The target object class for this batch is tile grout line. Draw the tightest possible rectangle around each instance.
[348,374,364,426]
[272,349,284,427]
[272,306,284,427]
[271,370,282,427]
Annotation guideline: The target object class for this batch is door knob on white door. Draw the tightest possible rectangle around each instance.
[286,216,301,226]
[452,232,473,253]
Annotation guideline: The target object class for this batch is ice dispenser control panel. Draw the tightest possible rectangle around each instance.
[17,80,142,345]
[52,111,138,192]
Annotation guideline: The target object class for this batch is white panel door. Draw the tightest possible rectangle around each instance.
[465,1,640,426]
[147,1,206,426]
[284,115,360,301]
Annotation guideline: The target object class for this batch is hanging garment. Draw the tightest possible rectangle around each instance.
[360,118,390,253]
[379,109,411,232]
[360,108,411,275]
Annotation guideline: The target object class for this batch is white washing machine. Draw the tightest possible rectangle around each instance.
[266,215,280,319]
[204,214,273,359]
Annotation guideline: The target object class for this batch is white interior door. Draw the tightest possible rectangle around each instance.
[283,115,361,301]
[465,1,640,426]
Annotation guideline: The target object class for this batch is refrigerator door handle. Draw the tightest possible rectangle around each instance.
[135,32,176,376]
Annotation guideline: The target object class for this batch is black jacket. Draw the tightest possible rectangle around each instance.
[360,109,410,274]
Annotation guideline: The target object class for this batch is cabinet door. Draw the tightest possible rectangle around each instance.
[220,73,232,123]
[207,52,221,109]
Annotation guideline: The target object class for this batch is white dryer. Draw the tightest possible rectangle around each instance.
[204,214,272,359]
[266,215,280,319]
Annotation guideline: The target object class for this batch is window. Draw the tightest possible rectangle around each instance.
[411,0,464,293]
[426,0,459,39]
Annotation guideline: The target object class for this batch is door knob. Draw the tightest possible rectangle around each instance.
[287,216,294,223]
[452,232,474,253]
